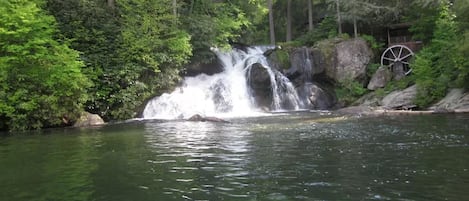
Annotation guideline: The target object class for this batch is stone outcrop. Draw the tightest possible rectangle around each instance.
[74,112,105,127]
[380,85,418,109]
[430,88,469,111]
[353,91,381,107]
[367,66,392,90]
[315,38,372,85]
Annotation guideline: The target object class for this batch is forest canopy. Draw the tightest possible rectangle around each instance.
[0,0,467,131]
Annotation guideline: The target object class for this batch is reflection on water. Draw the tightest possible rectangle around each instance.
[1,113,469,200]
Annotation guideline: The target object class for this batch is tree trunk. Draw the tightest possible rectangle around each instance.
[107,0,115,9]
[268,0,276,45]
[336,0,342,34]
[173,0,177,17]
[308,0,314,31]
[286,0,292,42]
[353,16,358,38]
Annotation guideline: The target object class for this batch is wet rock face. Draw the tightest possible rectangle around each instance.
[246,63,273,109]
[184,53,223,76]
[297,83,337,110]
[287,47,325,83]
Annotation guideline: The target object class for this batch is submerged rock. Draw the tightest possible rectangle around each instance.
[74,112,105,127]
[187,114,230,123]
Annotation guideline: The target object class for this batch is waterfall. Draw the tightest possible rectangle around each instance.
[143,46,303,119]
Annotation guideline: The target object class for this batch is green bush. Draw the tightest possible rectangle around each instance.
[0,0,90,131]
[412,3,459,108]
[335,79,368,106]
[296,17,338,46]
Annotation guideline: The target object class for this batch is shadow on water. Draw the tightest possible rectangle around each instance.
[1,113,469,200]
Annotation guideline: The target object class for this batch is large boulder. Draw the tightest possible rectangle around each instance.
[297,83,337,110]
[247,63,273,109]
[316,38,373,85]
[381,85,418,109]
[74,112,105,127]
[367,66,393,90]
[430,88,469,111]
[334,38,373,84]
[184,52,223,76]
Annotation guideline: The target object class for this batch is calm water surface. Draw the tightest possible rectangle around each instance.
[1,113,469,201]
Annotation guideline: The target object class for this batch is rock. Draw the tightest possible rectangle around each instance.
[263,46,281,57]
[381,85,418,109]
[184,53,223,76]
[74,112,105,127]
[367,66,392,90]
[353,91,381,107]
[331,38,373,85]
[288,47,324,83]
[247,63,273,109]
[430,88,469,110]
[336,106,375,115]
[229,41,250,52]
[187,114,230,123]
[297,83,337,110]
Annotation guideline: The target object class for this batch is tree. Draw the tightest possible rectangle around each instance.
[335,0,342,34]
[338,0,399,38]
[308,0,314,31]
[286,0,292,42]
[268,0,276,45]
[46,0,192,121]
[107,0,114,8]
[178,0,250,62]
[0,0,90,131]
[413,2,460,107]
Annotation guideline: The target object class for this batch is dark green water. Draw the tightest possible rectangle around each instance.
[1,113,469,201]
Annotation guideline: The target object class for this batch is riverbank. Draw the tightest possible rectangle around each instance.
[337,106,469,116]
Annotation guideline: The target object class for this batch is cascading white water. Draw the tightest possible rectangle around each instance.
[143,46,303,119]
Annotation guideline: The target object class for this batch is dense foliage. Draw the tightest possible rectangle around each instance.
[45,0,192,121]
[0,0,89,130]
[412,1,469,107]
[1,0,468,131]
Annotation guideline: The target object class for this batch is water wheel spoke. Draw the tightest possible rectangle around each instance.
[398,46,403,58]
[381,45,414,71]
[390,48,398,59]
[383,57,394,62]
[401,53,413,61]
[405,69,413,75]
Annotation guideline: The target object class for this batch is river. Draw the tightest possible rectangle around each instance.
[1,112,469,200]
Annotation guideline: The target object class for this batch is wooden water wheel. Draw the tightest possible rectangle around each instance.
[380,45,414,76]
